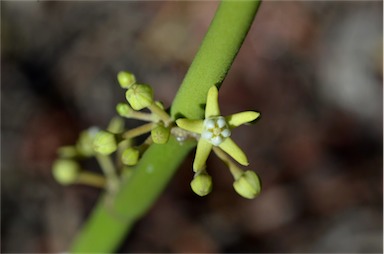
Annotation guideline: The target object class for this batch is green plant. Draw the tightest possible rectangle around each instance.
[52,1,262,252]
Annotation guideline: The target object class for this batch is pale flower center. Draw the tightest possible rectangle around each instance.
[201,116,231,146]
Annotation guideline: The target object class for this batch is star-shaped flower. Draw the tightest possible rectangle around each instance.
[176,86,260,172]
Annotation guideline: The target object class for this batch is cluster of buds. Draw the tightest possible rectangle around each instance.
[52,71,261,199]
[116,71,172,143]
[52,71,173,195]
[52,127,106,189]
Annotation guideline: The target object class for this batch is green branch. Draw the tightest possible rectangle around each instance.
[171,0,261,120]
[70,1,261,252]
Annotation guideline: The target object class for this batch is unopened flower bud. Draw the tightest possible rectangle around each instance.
[233,170,261,199]
[121,147,140,166]
[151,124,170,144]
[93,131,117,155]
[52,159,80,185]
[190,171,212,196]
[116,103,133,117]
[117,71,136,89]
[76,127,100,157]
[125,84,153,110]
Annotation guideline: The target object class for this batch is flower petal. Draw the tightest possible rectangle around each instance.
[193,139,213,172]
[218,138,249,166]
[176,119,203,134]
[226,111,260,128]
[205,86,220,118]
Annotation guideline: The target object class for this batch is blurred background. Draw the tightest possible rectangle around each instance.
[1,1,382,253]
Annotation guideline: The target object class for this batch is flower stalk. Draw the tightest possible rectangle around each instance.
[95,154,120,194]
[122,123,154,139]
[76,172,107,188]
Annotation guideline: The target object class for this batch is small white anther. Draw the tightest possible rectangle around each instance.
[217,117,226,128]
[211,136,223,146]
[202,130,213,140]
[205,119,215,129]
[221,129,231,138]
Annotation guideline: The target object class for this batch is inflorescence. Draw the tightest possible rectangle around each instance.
[52,71,261,199]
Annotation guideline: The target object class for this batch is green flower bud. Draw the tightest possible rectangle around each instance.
[190,171,212,197]
[93,131,117,155]
[107,116,124,134]
[116,103,133,117]
[125,84,153,110]
[121,147,140,166]
[76,127,100,157]
[151,124,170,144]
[117,71,136,89]
[233,170,261,199]
[52,159,80,185]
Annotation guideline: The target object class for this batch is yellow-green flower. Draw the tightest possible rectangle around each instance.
[176,86,260,171]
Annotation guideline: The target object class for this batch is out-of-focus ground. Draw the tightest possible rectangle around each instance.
[1,1,382,253]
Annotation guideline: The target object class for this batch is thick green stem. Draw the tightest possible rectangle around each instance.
[70,137,195,252]
[70,1,261,252]
[171,0,261,120]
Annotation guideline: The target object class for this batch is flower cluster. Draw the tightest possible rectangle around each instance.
[52,71,261,199]
[52,71,173,195]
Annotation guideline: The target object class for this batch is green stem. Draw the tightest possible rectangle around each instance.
[213,146,243,180]
[71,137,195,252]
[125,111,155,122]
[76,172,106,188]
[171,0,261,120]
[148,103,172,125]
[95,154,119,193]
[70,1,261,252]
